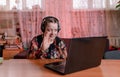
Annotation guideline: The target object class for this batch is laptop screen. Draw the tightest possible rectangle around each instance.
[64,36,107,73]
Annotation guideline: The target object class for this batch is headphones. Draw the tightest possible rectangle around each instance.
[41,16,61,32]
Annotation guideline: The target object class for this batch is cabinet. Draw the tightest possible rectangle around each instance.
[3,49,20,59]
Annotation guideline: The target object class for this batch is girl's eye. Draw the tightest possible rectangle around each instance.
[47,29,51,31]
[46,28,58,32]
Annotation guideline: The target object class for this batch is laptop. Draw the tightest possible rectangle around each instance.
[44,36,107,75]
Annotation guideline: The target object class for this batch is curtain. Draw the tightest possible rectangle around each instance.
[106,10,120,37]
[17,0,120,48]
[18,8,42,48]
[71,10,107,37]
[1,0,120,48]
[43,0,72,38]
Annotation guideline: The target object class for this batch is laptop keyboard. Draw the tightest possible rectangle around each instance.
[46,61,66,72]
[52,63,65,72]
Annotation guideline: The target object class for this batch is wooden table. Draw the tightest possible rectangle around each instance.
[0,59,120,77]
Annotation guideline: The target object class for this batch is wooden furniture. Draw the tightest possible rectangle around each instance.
[3,49,20,59]
[0,39,20,60]
[0,40,6,45]
[0,59,120,77]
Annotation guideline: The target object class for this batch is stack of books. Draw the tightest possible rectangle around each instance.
[4,44,19,50]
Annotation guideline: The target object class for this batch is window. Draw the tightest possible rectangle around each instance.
[73,0,119,9]
[10,0,22,10]
[0,0,42,10]
[73,0,88,9]
[92,0,106,8]
[26,0,42,9]
[109,0,120,9]
[0,0,6,5]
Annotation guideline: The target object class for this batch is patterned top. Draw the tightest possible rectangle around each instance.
[29,35,66,59]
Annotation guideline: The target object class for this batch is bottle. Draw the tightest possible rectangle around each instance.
[0,45,4,64]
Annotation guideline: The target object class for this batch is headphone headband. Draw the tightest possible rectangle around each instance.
[41,16,61,32]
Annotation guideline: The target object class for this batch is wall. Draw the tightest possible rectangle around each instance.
[0,11,16,36]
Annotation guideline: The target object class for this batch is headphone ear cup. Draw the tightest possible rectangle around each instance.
[41,25,44,32]
[41,24,44,32]
[58,25,61,32]
[41,19,46,32]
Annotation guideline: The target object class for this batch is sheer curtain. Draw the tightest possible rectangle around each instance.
[71,10,107,37]
[18,6,42,48]
[1,0,119,48]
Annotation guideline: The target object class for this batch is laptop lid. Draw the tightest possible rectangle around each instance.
[44,36,107,74]
[64,36,107,74]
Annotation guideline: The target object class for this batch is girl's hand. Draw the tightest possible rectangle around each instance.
[41,32,54,51]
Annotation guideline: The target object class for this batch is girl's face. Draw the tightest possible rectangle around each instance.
[44,22,58,40]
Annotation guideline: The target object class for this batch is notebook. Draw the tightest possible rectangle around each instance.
[44,36,107,75]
